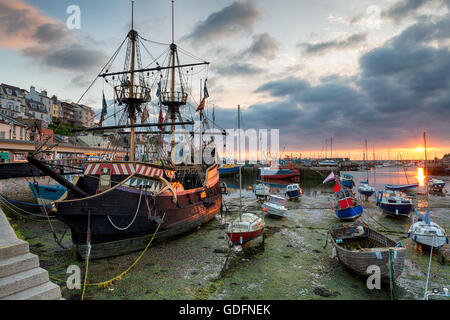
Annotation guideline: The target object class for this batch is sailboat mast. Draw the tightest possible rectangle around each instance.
[331,137,333,158]
[424,132,428,175]
[129,0,136,161]
[238,105,242,221]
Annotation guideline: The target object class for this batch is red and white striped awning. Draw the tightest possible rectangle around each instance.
[84,162,174,179]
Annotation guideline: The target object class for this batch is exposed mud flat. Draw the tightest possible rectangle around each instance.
[4,185,449,300]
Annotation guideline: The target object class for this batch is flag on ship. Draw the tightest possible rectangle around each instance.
[158,106,164,131]
[197,79,209,112]
[100,91,108,126]
[197,98,206,112]
[141,106,149,123]
[204,79,209,98]
[156,80,162,105]
[333,183,340,193]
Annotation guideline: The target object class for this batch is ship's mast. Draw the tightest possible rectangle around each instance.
[238,104,242,222]
[129,0,136,161]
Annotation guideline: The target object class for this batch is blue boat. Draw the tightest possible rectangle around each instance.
[357,180,375,197]
[333,189,363,221]
[218,164,240,176]
[285,184,302,201]
[376,191,414,217]
[385,183,418,194]
[340,174,355,188]
[28,182,67,205]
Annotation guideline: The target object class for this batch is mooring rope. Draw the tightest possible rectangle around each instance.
[80,212,166,299]
[423,235,435,300]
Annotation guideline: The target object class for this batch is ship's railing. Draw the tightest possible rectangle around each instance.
[161,91,188,105]
[114,83,151,103]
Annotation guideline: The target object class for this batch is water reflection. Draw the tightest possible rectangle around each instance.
[416,168,425,187]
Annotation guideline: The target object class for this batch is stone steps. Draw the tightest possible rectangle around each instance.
[0,267,49,298]
[0,240,29,260]
[0,208,63,300]
[0,252,39,278]
[2,281,62,300]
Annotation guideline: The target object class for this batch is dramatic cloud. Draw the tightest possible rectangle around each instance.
[223,13,450,149]
[384,0,429,22]
[298,33,367,56]
[214,63,264,77]
[351,0,450,25]
[240,33,279,60]
[0,0,65,49]
[22,44,107,72]
[0,0,107,80]
[181,0,260,46]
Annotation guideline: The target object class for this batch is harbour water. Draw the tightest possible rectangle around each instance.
[3,167,449,300]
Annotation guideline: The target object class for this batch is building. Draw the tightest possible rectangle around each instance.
[59,102,77,126]
[25,99,49,124]
[51,95,62,123]
[0,97,24,119]
[25,86,51,126]
[0,84,27,120]
[0,114,29,141]
[76,104,96,128]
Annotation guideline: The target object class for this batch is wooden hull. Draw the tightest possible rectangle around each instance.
[57,183,221,259]
[330,224,406,282]
[54,163,222,259]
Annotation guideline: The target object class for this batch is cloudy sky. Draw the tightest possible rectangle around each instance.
[1,0,449,159]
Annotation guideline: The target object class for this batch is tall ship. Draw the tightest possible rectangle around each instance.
[24,2,223,259]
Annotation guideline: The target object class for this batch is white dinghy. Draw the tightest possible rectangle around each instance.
[262,195,288,217]
[408,211,448,248]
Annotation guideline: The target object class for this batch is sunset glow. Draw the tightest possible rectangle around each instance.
[416,147,425,153]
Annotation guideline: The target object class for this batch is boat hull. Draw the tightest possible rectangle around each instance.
[262,203,288,217]
[385,184,419,194]
[29,182,67,204]
[378,203,413,217]
[56,176,222,259]
[334,205,363,221]
[340,180,354,188]
[411,235,447,248]
[330,224,406,282]
[259,168,300,181]
[359,190,375,196]
[286,189,301,200]
[218,166,240,176]
[227,229,264,245]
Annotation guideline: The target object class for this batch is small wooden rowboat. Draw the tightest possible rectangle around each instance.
[329,223,406,281]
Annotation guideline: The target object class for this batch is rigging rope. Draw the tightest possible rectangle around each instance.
[107,187,144,231]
